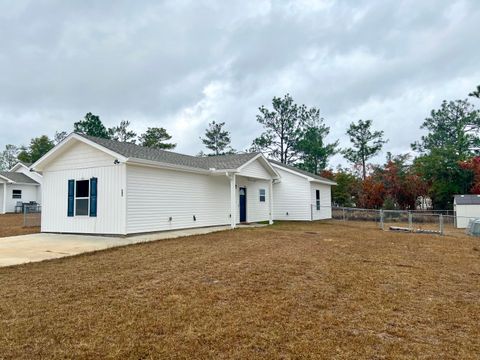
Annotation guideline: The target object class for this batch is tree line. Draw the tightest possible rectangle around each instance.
[1,86,479,210]
[0,113,177,168]
[329,91,480,210]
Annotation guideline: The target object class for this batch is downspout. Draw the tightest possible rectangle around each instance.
[269,179,274,225]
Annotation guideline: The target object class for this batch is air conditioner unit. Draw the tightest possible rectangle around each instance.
[466,219,480,236]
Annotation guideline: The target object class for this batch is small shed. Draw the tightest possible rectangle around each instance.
[454,195,480,228]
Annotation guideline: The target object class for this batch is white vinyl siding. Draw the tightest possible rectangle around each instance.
[310,183,332,220]
[41,143,126,234]
[13,165,43,204]
[45,140,114,172]
[239,159,272,179]
[271,165,333,221]
[126,165,231,234]
[42,165,125,234]
[0,184,39,213]
[38,138,287,234]
[272,167,311,220]
[454,204,480,228]
[235,176,270,223]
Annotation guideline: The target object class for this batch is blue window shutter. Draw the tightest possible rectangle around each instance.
[67,180,74,217]
[90,177,97,217]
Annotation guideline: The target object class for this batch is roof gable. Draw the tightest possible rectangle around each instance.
[237,154,280,179]
[269,160,336,185]
[9,161,32,172]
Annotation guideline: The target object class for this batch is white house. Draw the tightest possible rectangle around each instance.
[32,133,282,235]
[454,194,480,228]
[31,133,337,235]
[0,162,42,214]
[269,160,336,221]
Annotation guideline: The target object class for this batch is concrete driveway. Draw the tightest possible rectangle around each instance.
[0,226,230,267]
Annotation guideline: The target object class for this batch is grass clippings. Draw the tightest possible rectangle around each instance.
[0,221,479,359]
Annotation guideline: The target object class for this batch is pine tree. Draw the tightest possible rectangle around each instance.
[74,112,110,139]
[251,94,306,164]
[412,99,480,159]
[343,119,387,179]
[469,85,480,99]
[295,111,338,174]
[109,120,137,143]
[200,121,233,155]
[17,136,55,163]
[138,127,176,150]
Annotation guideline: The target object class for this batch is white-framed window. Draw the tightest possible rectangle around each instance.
[259,189,266,202]
[12,189,22,199]
[75,180,90,216]
[316,189,320,210]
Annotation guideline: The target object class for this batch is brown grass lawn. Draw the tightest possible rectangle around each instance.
[1,221,479,359]
[0,214,40,237]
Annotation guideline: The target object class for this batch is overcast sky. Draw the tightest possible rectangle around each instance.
[0,0,479,167]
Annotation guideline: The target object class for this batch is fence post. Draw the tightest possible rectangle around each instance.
[408,211,413,231]
[342,208,346,222]
[380,209,384,230]
[439,214,444,235]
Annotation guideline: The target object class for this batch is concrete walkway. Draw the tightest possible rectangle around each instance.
[0,226,230,267]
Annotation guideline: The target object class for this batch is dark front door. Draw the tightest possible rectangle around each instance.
[239,187,247,223]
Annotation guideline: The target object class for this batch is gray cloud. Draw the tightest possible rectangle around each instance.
[0,0,479,167]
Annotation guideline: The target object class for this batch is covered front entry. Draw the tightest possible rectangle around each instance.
[230,175,273,227]
[239,187,247,222]
[227,155,278,229]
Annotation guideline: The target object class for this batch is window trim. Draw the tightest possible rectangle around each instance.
[75,180,90,216]
[12,189,22,199]
[259,188,266,202]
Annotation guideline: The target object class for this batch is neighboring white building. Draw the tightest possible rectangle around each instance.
[269,161,336,221]
[454,194,480,228]
[0,162,42,214]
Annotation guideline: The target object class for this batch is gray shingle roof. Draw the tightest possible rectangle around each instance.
[0,172,39,184]
[269,160,336,184]
[78,133,259,171]
[454,195,480,205]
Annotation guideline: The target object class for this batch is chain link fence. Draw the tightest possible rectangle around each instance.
[23,204,41,227]
[328,206,479,237]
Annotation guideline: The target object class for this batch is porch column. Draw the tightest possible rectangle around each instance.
[2,182,6,214]
[230,174,236,228]
[269,179,274,225]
